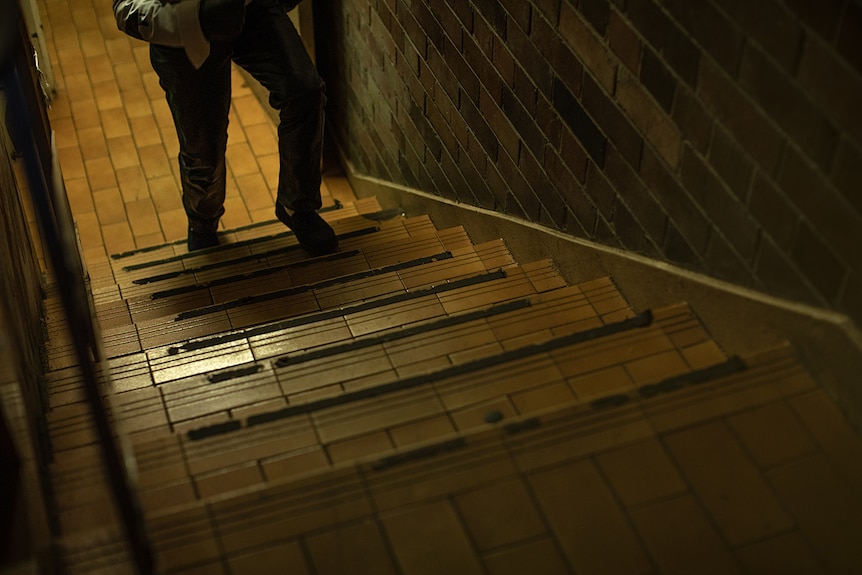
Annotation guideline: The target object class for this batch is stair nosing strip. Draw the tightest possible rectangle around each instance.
[120,224,378,273]
[167,268,509,355]
[171,251,455,320]
[146,249,363,298]
[186,309,654,440]
[272,298,532,369]
[110,201,346,261]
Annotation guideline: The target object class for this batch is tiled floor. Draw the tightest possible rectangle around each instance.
[40,0,355,267]
[29,1,862,574]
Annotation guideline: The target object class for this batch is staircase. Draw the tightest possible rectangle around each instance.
[43,194,862,574]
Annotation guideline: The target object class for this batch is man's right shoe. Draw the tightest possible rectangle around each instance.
[276,204,338,256]
[188,228,220,251]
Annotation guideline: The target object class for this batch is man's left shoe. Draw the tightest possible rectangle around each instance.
[188,228,220,251]
[276,204,339,256]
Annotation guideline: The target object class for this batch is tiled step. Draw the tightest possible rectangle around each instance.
[122,226,464,325]
[44,259,577,445]
[56,341,858,575]
[94,243,536,355]
[104,198,380,272]
[45,298,737,525]
[107,212,384,291]
[43,197,862,575]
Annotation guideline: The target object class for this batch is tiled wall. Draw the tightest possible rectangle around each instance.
[314,0,862,325]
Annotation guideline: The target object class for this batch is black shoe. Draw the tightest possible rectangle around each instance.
[276,204,338,255]
[188,228,220,251]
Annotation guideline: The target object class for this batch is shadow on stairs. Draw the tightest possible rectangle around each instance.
[45,196,862,574]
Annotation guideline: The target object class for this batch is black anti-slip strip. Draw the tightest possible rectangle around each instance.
[588,355,748,410]
[148,249,362,298]
[121,224,378,272]
[134,246,360,287]
[240,310,653,430]
[637,355,747,398]
[371,438,467,471]
[187,420,242,440]
[208,364,263,384]
[173,251,455,321]
[186,311,654,440]
[273,298,532,368]
[112,201,346,260]
[167,268,508,355]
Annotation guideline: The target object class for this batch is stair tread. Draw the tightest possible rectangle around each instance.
[56,342,823,575]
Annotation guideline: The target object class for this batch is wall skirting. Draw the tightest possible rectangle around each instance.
[340,151,862,432]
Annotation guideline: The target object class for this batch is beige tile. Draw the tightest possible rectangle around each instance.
[93,80,123,111]
[664,420,794,546]
[528,459,651,575]
[554,328,675,381]
[727,402,817,467]
[116,165,150,202]
[482,538,570,575]
[450,397,518,432]
[629,495,742,575]
[195,462,264,499]
[381,500,484,575]
[148,173,182,210]
[510,381,576,414]
[438,356,562,411]
[73,210,103,249]
[92,187,127,225]
[243,122,278,158]
[85,156,118,191]
[127,197,164,238]
[735,532,828,575]
[101,221,137,253]
[57,144,87,180]
[138,480,197,512]
[52,115,78,149]
[64,176,95,213]
[306,520,398,575]
[213,471,372,554]
[568,365,635,399]
[326,431,394,464]
[455,477,546,551]
[767,454,862,574]
[150,507,221,573]
[99,107,131,140]
[130,114,163,148]
[232,94,271,127]
[62,72,94,102]
[596,438,688,507]
[682,339,727,369]
[262,448,330,481]
[235,172,274,211]
[624,349,690,385]
[227,541,310,575]
[389,415,456,448]
[138,143,173,179]
[789,390,862,491]
[78,126,108,161]
[315,389,441,444]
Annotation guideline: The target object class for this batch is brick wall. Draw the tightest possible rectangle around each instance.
[314,0,862,325]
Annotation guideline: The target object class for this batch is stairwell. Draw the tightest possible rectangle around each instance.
[8,0,859,572]
[43,188,862,574]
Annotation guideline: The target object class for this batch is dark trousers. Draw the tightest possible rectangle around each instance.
[150,0,325,233]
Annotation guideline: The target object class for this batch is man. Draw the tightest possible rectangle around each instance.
[113,0,338,254]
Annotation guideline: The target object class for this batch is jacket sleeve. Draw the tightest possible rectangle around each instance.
[112,0,210,68]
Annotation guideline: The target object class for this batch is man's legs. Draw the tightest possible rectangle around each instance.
[232,0,337,254]
[150,44,232,249]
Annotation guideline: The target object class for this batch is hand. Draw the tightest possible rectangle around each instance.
[279,0,302,11]
[199,0,247,41]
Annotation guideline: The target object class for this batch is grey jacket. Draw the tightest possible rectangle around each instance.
[112,0,210,67]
